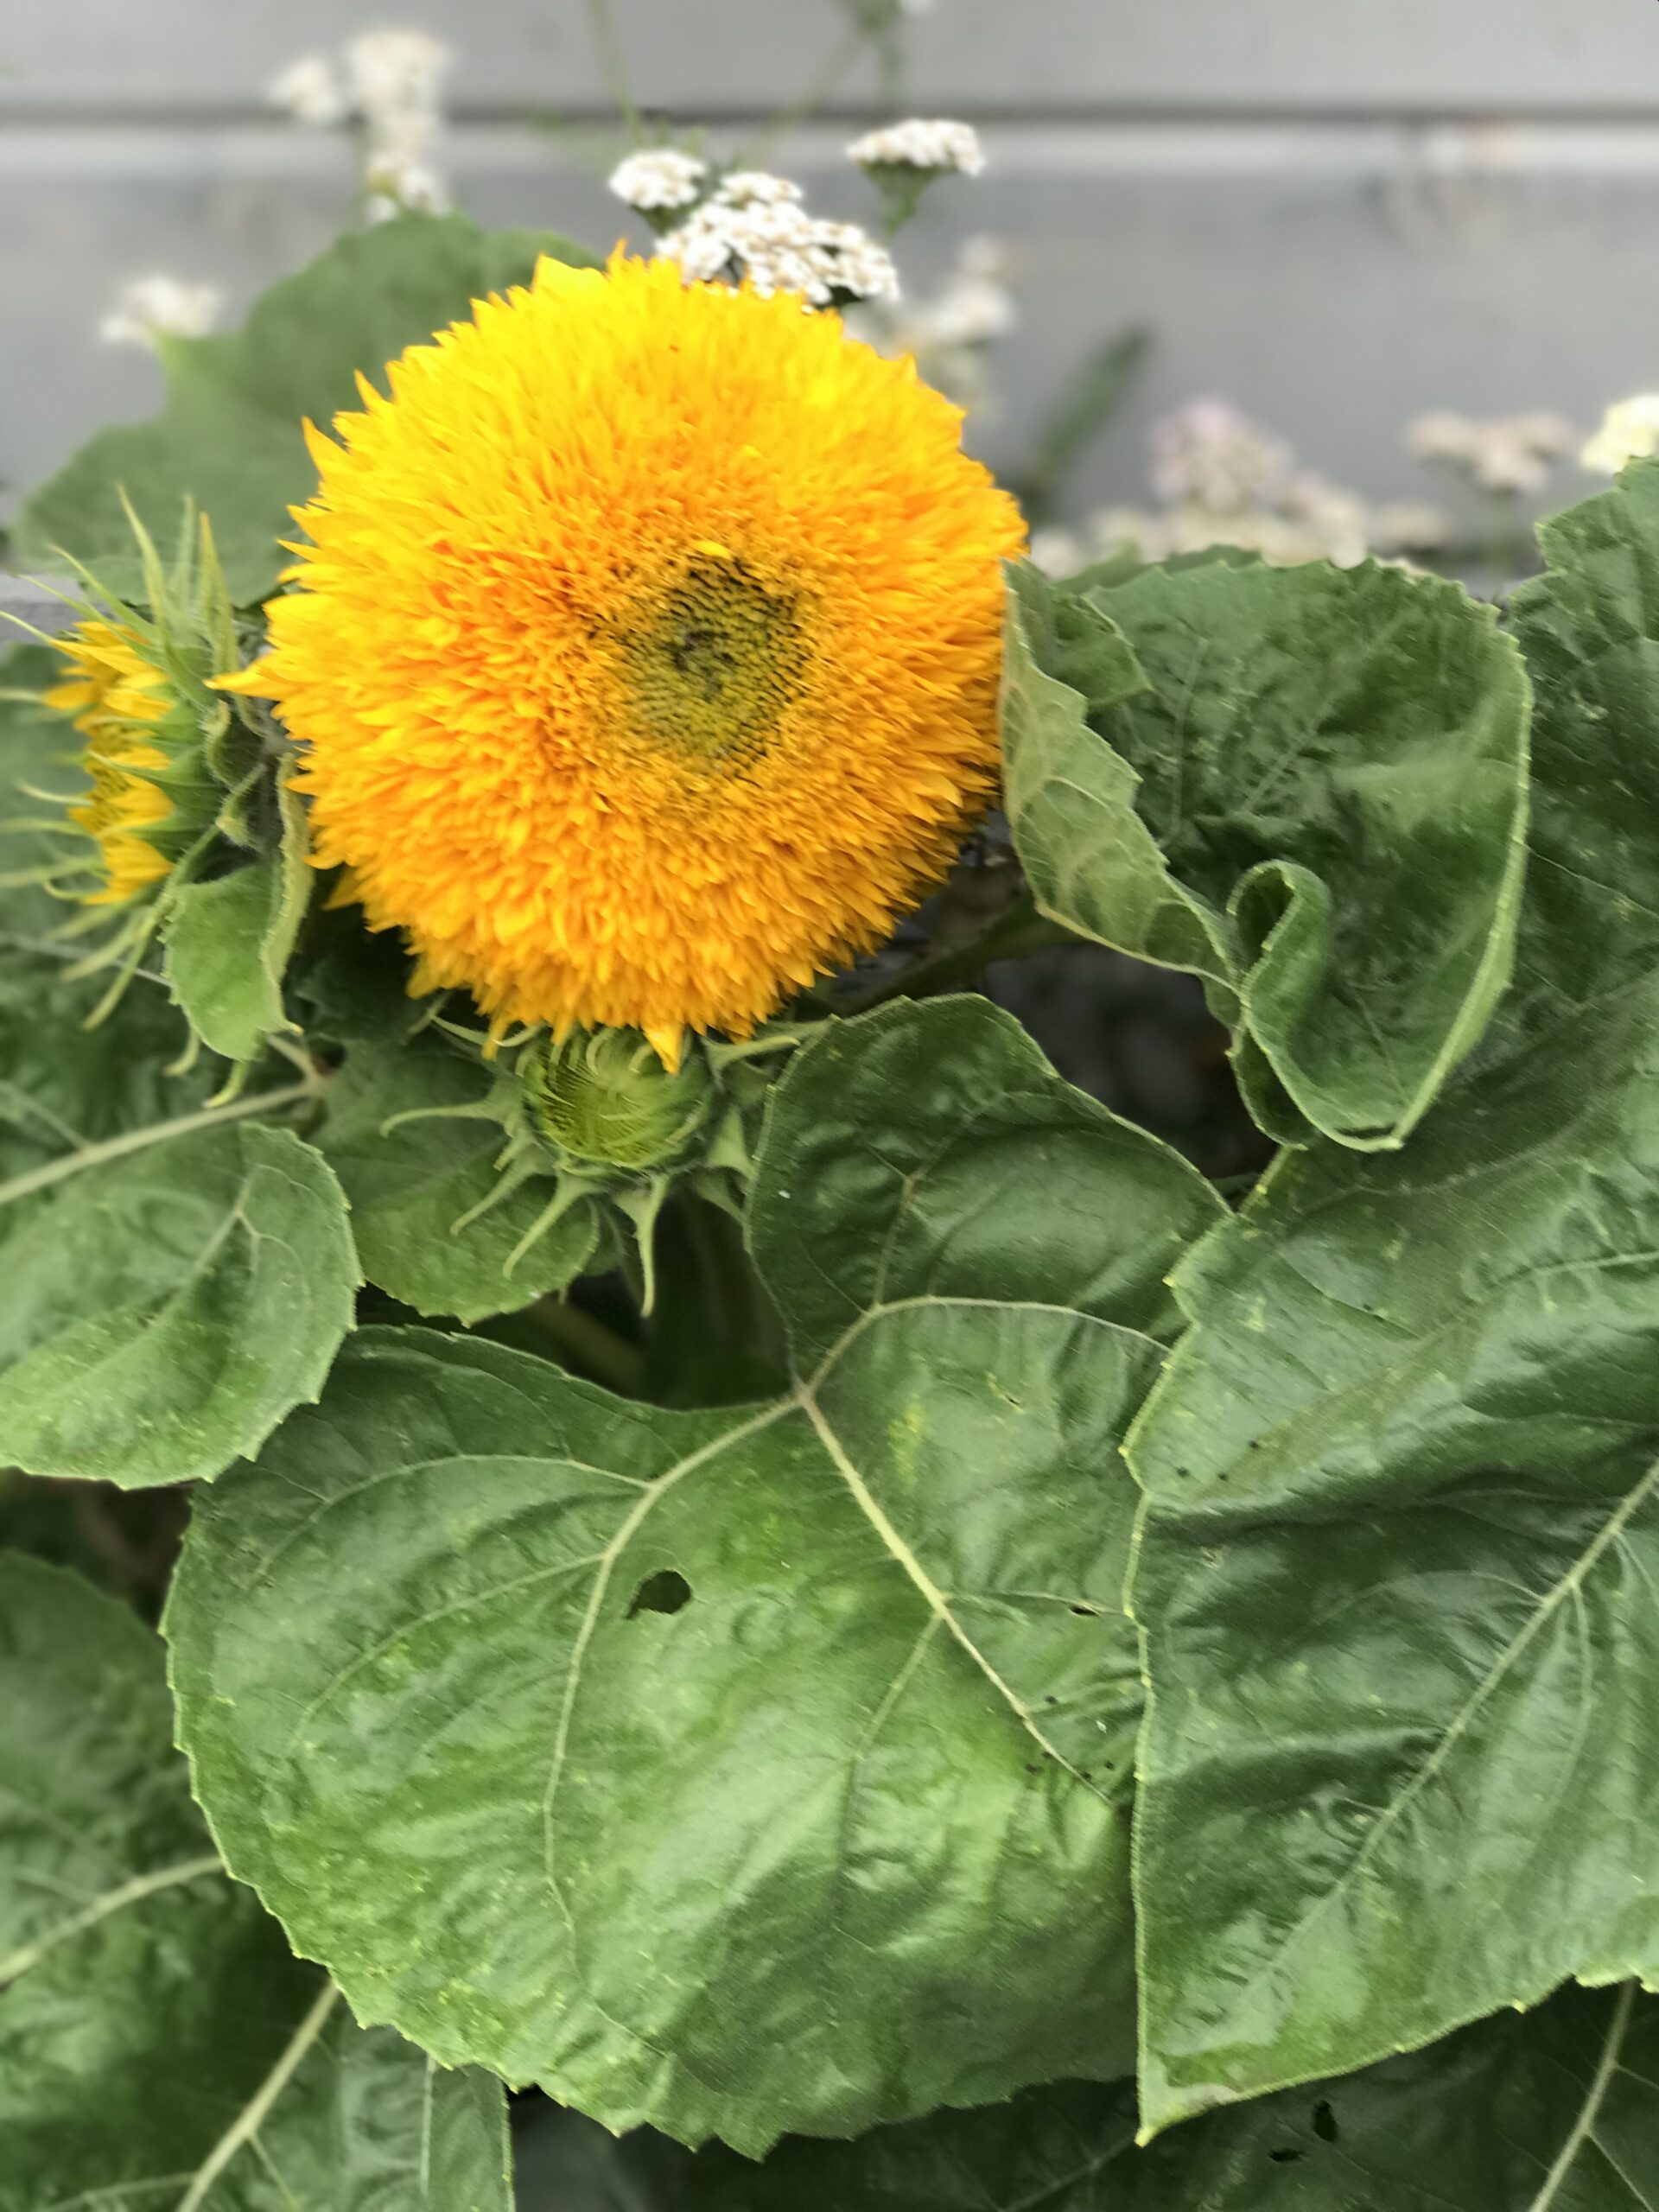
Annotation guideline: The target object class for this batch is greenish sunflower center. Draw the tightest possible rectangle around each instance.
[524,1028,715,1175]
[618,554,805,764]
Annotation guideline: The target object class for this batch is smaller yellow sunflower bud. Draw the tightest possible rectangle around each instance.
[7,505,292,1028]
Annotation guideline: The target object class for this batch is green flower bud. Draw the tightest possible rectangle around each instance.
[521,1027,717,1180]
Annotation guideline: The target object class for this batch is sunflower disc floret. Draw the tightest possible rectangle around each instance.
[229,251,1024,1065]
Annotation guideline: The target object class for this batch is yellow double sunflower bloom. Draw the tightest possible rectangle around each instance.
[227,251,1024,1063]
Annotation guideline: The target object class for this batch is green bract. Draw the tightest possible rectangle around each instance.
[317,1019,804,1322]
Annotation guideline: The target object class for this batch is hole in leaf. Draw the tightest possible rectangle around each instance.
[1069,1602,1103,1618]
[1311,2101,1338,2143]
[626,1569,692,1618]
[1268,2148,1306,2165]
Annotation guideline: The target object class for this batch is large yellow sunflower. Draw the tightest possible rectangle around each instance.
[228,250,1024,1060]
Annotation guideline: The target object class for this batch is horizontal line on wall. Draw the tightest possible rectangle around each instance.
[13,118,1659,181]
[13,97,1659,130]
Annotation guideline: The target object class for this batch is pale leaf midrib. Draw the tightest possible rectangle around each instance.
[1527,1982,1637,2212]
[538,1291,1149,1891]
[0,1852,223,1984]
[1172,1456,1659,2063]
[175,1979,341,2212]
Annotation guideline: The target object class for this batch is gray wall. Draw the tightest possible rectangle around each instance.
[9,0,1659,531]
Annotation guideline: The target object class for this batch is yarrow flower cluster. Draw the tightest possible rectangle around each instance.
[1580,395,1659,476]
[226,251,1022,1058]
[268,29,452,221]
[607,148,709,213]
[268,54,349,128]
[658,171,899,306]
[1033,398,1450,577]
[847,118,984,176]
[1407,409,1574,496]
[99,275,223,352]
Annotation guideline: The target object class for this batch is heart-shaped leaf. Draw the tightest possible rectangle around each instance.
[1126,455,1659,2133]
[168,995,1224,2152]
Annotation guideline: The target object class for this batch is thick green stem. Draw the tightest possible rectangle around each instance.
[524,1296,646,1397]
[846,896,1078,1014]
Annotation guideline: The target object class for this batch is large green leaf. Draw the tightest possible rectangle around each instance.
[168,995,1224,2152]
[686,1985,1659,2211]
[317,1029,601,1324]
[1002,557,1531,1149]
[0,1551,511,2211]
[16,216,599,605]
[0,1118,357,1484]
[1122,458,1659,2134]
[1502,456,1659,1042]
[1127,970,1659,2131]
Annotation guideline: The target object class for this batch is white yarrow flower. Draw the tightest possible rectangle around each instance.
[269,54,348,128]
[1152,400,1291,512]
[715,170,805,207]
[660,195,898,307]
[609,149,708,212]
[1407,409,1573,494]
[1581,395,1659,476]
[916,270,1014,348]
[848,118,985,175]
[346,28,451,125]
[340,29,452,219]
[99,275,223,351]
[364,152,450,220]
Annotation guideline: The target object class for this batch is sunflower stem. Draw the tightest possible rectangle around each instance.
[0,1078,320,1215]
[585,0,645,143]
[845,893,1078,1013]
[522,1296,645,1396]
[739,19,869,168]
